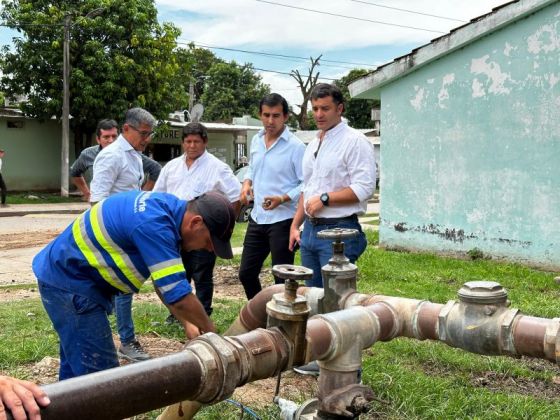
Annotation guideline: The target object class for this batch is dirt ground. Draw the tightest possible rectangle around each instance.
[3,218,559,416]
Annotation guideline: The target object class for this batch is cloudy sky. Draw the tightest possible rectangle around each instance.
[1,0,509,107]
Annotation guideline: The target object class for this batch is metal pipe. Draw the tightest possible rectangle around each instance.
[12,329,290,420]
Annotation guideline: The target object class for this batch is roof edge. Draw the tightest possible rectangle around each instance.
[349,0,557,100]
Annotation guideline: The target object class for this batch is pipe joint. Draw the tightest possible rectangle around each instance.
[186,333,241,404]
[543,318,560,364]
[313,306,380,371]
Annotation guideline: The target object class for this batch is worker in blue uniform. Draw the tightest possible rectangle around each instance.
[33,190,236,380]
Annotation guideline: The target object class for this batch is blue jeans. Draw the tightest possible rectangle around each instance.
[300,218,367,288]
[39,282,119,380]
[114,293,135,344]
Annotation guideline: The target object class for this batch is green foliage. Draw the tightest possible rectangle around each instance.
[467,247,485,260]
[200,61,269,122]
[335,68,378,129]
[0,0,186,136]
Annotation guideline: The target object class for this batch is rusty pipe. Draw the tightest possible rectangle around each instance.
[12,328,290,420]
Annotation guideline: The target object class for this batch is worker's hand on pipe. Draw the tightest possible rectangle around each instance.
[171,293,216,340]
[0,375,50,420]
[184,321,202,339]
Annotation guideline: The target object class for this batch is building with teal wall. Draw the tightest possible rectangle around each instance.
[350,0,560,269]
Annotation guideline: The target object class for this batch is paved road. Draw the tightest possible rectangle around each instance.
[0,201,380,286]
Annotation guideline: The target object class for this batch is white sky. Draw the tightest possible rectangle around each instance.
[0,1,511,108]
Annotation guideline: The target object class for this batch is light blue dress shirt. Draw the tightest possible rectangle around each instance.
[244,126,305,224]
[90,135,144,202]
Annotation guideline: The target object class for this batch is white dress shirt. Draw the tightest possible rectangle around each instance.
[153,151,240,202]
[90,135,144,202]
[302,122,376,218]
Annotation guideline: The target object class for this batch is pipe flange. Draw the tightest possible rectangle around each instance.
[500,308,520,356]
[186,333,241,403]
[543,318,560,364]
[437,300,456,342]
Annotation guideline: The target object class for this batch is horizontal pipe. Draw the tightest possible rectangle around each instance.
[36,351,204,420]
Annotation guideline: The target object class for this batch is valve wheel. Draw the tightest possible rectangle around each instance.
[317,228,359,241]
[272,264,313,281]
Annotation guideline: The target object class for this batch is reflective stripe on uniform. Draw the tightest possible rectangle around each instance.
[157,280,183,294]
[72,212,133,293]
[89,202,146,290]
[149,258,185,281]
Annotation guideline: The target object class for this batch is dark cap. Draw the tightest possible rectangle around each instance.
[193,192,235,259]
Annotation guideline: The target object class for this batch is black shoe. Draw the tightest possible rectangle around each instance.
[118,340,150,362]
[165,313,179,325]
[293,360,320,377]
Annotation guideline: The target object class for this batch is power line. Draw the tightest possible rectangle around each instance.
[253,67,337,81]
[254,0,446,34]
[178,40,377,68]
[348,0,467,23]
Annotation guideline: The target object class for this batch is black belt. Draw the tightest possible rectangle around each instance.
[306,214,358,226]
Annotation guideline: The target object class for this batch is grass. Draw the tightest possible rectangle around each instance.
[2,227,560,418]
[6,191,83,204]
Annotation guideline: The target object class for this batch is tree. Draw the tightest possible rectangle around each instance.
[0,0,186,153]
[200,61,269,122]
[335,69,378,129]
[290,55,321,130]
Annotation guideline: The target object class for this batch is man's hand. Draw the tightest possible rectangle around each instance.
[304,195,324,217]
[0,375,50,420]
[289,225,301,252]
[262,195,286,211]
[239,181,253,206]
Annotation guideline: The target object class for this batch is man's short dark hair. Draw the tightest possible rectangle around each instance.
[96,119,118,137]
[183,122,208,142]
[311,83,345,111]
[259,93,289,115]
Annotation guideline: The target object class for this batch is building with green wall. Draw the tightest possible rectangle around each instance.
[349,0,560,269]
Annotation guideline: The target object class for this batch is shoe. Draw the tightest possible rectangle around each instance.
[293,360,320,377]
[118,340,151,362]
[165,313,179,325]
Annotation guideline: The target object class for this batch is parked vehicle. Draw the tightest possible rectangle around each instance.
[234,166,253,223]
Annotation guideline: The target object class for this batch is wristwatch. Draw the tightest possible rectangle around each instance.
[320,192,330,206]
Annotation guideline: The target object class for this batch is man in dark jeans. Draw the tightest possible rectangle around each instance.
[0,149,7,206]
[238,93,305,299]
[153,122,240,319]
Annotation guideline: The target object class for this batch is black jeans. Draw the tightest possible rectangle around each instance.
[180,249,216,316]
[0,173,6,204]
[238,217,295,300]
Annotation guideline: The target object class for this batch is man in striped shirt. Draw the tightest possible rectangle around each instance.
[33,191,235,380]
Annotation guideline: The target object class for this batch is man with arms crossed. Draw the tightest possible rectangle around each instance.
[289,83,376,375]
[89,108,157,362]
[238,93,305,299]
[70,119,161,202]
[154,122,240,320]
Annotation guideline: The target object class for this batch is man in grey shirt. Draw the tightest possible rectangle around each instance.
[70,119,161,202]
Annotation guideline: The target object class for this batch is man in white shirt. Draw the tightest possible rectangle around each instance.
[154,122,240,319]
[90,107,157,363]
[289,83,376,288]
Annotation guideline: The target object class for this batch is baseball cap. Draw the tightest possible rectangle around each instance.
[193,192,235,259]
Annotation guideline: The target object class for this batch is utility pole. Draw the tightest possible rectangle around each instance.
[61,14,71,197]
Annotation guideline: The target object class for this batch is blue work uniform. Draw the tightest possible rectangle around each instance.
[33,191,193,379]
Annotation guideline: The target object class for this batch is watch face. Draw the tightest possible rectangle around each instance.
[321,193,328,204]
